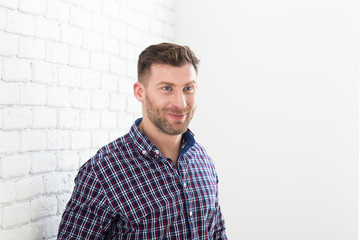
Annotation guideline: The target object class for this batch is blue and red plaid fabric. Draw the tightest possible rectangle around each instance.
[58,118,227,239]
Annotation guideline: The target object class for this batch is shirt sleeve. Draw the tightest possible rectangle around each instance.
[57,162,115,239]
[213,176,228,240]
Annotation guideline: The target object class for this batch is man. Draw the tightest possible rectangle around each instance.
[58,43,227,239]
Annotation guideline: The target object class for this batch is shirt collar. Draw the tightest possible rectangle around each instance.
[127,118,195,157]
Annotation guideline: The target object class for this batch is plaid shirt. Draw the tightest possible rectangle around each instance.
[58,119,227,239]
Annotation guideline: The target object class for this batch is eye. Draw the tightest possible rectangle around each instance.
[184,86,194,92]
[162,86,172,91]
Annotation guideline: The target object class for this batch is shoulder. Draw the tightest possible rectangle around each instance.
[79,133,135,176]
[187,141,216,169]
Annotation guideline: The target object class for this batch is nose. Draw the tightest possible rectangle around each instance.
[172,90,186,109]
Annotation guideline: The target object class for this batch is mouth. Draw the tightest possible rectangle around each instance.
[167,112,187,120]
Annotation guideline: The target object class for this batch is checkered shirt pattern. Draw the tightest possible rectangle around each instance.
[58,119,227,239]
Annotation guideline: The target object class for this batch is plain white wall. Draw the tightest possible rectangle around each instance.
[176,0,359,239]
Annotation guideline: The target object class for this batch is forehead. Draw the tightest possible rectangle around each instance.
[147,63,197,84]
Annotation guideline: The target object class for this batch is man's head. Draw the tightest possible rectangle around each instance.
[137,42,200,86]
[134,43,200,136]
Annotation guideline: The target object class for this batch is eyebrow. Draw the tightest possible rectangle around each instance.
[156,80,197,86]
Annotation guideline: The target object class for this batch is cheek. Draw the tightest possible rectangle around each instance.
[186,95,197,107]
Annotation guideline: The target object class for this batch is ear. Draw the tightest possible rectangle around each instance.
[133,81,145,102]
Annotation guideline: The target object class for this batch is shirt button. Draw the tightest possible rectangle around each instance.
[142,150,147,155]
[189,211,193,217]
[183,183,187,187]
[155,150,159,155]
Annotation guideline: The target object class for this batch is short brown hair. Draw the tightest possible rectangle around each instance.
[137,42,200,84]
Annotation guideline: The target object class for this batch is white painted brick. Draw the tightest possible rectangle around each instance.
[46,41,69,65]
[58,66,81,87]
[78,149,95,165]
[91,12,109,34]
[0,131,21,153]
[0,180,16,203]
[62,0,82,7]
[16,175,43,201]
[133,12,150,32]
[43,172,69,193]
[36,17,60,41]
[6,10,36,36]
[21,130,47,152]
[150,18,163,36]
[18,37,46,60]
[0,155,30,178]
[92,130,108,148]
[2,107,32,129]
[2,58,31,82]
[68,170,77,189]
[47,130,71,150]
[0,0,17,9]
[109,129,125,142]
[30,152,56,173]
[163,23,175,40]
[118,77,133,94]
[70,6,91,29]
[18,0,46,15]
[80,110,100,129]
[20,83,47,105]
[58,109,80,129]
[2,202,31,227]
[69,46,89,68]
[0,228,19,240]
[156,5,174,24]
[117,111,134,129]
[109,93,127,111]
[81,70,100,89]
[126,61,137,78]
[32,107,57,129]
[109,19,127,39]
[0,82,20,104]
[43,215,61,239]
[91,91,110,109]
[101,73,118,91]
[110,56,126,75]
[61,23,83,47]
[46,0,70,22]
[127,0,155,15]
[103,36,119,54]
[119,41,135,60]
[71,131,91,149]
[119,6,135,25]
[83,0,101,12]
[127,27,143,46]
[90,52,109,71]
[31,196,57,220]
[126,95,141,113]
[0,32,18,56]
[31,62,58,85]
[101,111,117,129]
[57,193,71,214]
[102,0,119,18]
[140,33,154,47]
[70,89,91,109]
[83,30,102,51]
[47,86,71,107]
[153,0,175,9]
[0,8,5,30]
[17,222,43,240]
[56,151,79,171]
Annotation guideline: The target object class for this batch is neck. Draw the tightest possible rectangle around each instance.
[138,119,182,166]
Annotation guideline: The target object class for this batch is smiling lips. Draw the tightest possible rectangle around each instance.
[167,112,186,120]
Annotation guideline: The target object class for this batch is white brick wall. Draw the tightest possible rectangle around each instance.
[0,0,175,238]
